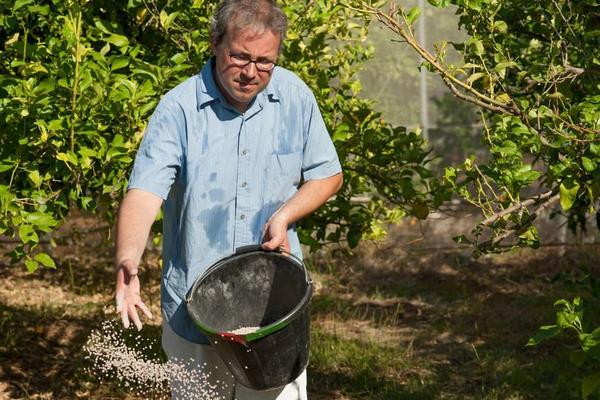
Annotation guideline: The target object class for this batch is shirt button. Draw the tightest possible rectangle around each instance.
[240,214,246,220]
[241,149,248,156]
[241,182,247,188]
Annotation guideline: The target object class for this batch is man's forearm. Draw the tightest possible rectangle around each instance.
[271,173,343,226]
[114,189,163,268]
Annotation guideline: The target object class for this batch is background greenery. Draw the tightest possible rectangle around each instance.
[0,0,437,270]
[1,0,599,397]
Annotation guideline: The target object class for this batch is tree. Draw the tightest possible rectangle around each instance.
[346,0,600,396]
[349,0,599,253]
[0,0,437,271]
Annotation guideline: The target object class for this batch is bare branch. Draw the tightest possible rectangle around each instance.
[479,190,554,227]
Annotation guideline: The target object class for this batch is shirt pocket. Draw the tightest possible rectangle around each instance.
[263,150,303,202]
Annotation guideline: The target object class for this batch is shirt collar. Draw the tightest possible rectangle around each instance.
[196,57,223,111]
[196,57,281,113]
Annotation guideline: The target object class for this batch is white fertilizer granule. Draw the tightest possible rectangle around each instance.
[83,320,228,400]
[229,326,260,335]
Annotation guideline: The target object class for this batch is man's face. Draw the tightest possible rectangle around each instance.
[211,25,280,112]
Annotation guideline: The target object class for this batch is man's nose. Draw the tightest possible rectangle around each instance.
[240,61,258,79]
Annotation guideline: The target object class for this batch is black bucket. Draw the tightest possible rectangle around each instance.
[185,245,312,390]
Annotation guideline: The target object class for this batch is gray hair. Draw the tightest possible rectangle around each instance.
[210,0,288,53]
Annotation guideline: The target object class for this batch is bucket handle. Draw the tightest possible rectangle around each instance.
[234,245,312,285]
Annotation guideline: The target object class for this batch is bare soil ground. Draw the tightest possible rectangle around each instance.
[0,211,598,399]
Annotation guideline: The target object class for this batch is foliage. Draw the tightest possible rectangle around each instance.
[348,1,600,397]
[0,0,438,271]
[528,293,600,399]
[350,0,600,254]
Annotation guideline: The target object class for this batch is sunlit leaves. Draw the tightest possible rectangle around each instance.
[560,178,580,212]
[0,0,438,265]
[528,297,600,398]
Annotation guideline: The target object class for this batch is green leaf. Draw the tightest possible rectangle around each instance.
[25,259,39,273]
[18,224,38,245]
[347,229,361,248]
[107,34,129,48]
[582,372,600,399]
[28,170,42,188]
[527,325,561,346]
[111,56,130,71]
[412,201,429,219]
[560,178,580,211]
[493,20,508,33]
[519,225,539,246]
[13,0,34,11]
[34,253,56,269]
[0,160,15,173]
[580,328,600,353]
[582,157,596,172]
[94,19,112,34]
[427,0,450,7]
[405,7,421,25]
[466,72,485,85]
[56,152,78,166]
[465,0,482,11]
[25,212,57,230]
[569,350,587,367]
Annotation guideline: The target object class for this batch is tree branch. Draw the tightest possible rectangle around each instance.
[479,190,555,227]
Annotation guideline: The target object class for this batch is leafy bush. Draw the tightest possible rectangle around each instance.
[0,0,437,271]
[348,0,600,397]
[350,0,600,253]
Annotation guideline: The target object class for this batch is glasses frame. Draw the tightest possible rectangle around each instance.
[228,52,277,72]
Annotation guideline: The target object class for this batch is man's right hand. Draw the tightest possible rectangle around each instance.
[115,259,153,330]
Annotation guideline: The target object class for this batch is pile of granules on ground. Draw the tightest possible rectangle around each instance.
[84,320,226,399]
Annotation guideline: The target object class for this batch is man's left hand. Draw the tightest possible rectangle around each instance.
[261,214,290,253]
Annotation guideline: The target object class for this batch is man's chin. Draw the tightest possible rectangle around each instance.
[232,93,256,105]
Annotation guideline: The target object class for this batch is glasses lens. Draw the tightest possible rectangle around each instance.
[230,54,248,66]
[256,62,275,71]
[229,54,275,71]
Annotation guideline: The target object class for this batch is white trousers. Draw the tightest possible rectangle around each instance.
[162,322,308,400]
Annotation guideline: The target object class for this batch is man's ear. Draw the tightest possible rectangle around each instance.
[210,36,217,55]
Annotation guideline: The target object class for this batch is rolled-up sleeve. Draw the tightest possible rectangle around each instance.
[301,94,342,181]
[127,100,185,199]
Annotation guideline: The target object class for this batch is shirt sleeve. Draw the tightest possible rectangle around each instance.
[301,93,342,181]
[127,99,185,199]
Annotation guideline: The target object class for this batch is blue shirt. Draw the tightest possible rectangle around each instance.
[127,58,341,343]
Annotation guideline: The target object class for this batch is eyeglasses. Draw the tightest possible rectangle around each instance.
[228,53,276,72]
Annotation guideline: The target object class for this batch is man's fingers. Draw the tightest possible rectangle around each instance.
[116,294,123,313]
[261,238,279,251]
[138,302,154,320]
[115,286,124,313]
[130,305,143,331]
[121,306,130,329]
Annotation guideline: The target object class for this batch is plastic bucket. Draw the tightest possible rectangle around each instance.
[185,245,312,390]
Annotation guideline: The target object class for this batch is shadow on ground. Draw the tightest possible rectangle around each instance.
[1,213,598,399]
[307,232,599,399]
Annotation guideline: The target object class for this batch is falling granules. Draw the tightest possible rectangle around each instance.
[229,326,260,335]
[83,320,228,400]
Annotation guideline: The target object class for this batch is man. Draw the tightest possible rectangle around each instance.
[114,0,343,398]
